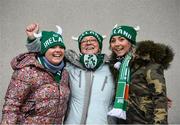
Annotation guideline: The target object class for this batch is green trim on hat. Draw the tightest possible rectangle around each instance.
[78,30,103,51]
[110,25,137,45]
[40,31,65,55]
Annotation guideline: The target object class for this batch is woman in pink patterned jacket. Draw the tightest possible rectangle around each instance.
[1,26,70,124]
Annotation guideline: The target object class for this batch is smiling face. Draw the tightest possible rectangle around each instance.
[110,36,132,57]
[80,36,100,54]
[45,46,65,65]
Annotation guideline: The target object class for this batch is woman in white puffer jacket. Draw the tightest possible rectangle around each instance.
[25,23,116,124]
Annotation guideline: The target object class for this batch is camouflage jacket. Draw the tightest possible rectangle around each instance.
[109,40,174,124]
[1,52,70,124]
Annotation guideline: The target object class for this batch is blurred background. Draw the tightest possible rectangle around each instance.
[0,0,179,123]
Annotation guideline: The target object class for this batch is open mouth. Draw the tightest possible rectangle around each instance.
[114,46,123,51]
[52,53,62,57]
[85,46,95,51]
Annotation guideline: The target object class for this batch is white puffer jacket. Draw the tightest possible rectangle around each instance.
[26,39,116,124]
[64,50,115,124]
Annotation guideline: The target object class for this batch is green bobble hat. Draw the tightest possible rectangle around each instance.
[78,30,104,51]
[110,25,140,45]
[34,26,66,55]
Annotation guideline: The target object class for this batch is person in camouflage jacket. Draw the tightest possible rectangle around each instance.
[108,25,174,124]
[1,28,70,124]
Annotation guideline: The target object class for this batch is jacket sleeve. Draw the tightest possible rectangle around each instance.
[146,63,168,124]
[1,69,32,124]
[26,38,41,52]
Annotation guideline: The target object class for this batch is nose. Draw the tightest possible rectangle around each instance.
[113,40,120,46]
[86,40,92,44]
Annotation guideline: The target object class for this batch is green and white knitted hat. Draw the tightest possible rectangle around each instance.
[110,25,140,45]
[34,25,65,55]
[76,30,104,51]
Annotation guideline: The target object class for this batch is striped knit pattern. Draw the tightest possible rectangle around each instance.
[108,52,132,120]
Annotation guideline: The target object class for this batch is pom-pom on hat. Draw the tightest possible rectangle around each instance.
[110,25,140,45]
[34,25,65,55]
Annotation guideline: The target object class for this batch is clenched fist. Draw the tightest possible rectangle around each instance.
[26,23,39,40]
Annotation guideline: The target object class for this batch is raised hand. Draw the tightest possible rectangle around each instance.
[26,23,39,40]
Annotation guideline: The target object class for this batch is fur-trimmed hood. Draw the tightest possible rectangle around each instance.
[135,40,174,69]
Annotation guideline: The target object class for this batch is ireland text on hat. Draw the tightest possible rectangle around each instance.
[113,29,132,39]
[44,36,63,48]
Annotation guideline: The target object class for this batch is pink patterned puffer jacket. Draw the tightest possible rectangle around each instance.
[1,52,70,124]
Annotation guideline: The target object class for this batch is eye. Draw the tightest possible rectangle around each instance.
[90,39,97,42]
[110,38,116,43]
[81,40,86,43]
[61,46,65,49]
[118,37,125,41]
[50,46,56,49]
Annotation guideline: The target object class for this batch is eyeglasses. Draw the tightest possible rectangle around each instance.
[81,39,98,43]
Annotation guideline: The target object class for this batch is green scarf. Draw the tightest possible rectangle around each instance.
[80,54,104,71]
[108,52,132,120]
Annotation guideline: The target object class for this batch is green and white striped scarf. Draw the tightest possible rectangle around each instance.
[108,52,132,120]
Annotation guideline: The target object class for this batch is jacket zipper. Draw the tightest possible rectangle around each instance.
[79,70,82,88]
[80,71,94,124]
[101,76,108,91]
[54,84,61,124]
